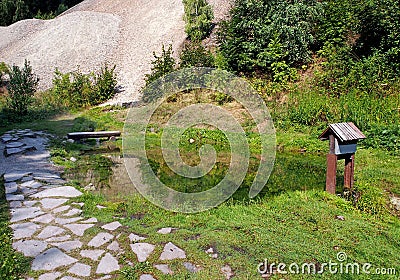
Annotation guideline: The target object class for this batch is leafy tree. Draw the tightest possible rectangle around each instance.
[6,59,39,115]
[0,62,10,85]
[179,42,214,68]
[94,64,117,104]
[183,0,214,41]
[145,44,176,85]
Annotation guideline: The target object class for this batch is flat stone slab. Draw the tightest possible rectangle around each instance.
[51,240,83,252]
[88,232,114,247]
[82,217,98,223]
[53,205,71,213]
[80,249,105,261]
[40,198,69,210]
[154,264,173,275]
[6,141,25,148]
[55,217,83,225]
[96,253,120,274]
[183,262,202,273]
[37,226,65,239]
[130,243,156,262]
[32,214,55,224]
[32,248,77,271]
[101,221,122,231]
[31,186,82,198]
[21,180,42,189]
[65,223,95,236]
[46,235,71,242]
[24,200,38,207]
[107,241,122,252]
[139,275,157,280]
[9,201,22,208]
[4,172,29,182]
[64,208,82,217]
[160,242,186,260]
[5,182,18,194]
[157,227,177,234]
[38,272,62,280]
[4,148,26,157]
[13,240,48,257]
[10,207,44,222]
[11,222,41,239]
[129,233,146,242]
[68,262,92,277]
[6,194,25,201]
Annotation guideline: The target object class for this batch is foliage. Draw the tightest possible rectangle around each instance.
[52,64,117,109]
[0,62,9,86]
[179,42,214,68]
[183,0,214,41]
[219,0,323,74]
[363,124,400,153]
[6,59,39,117]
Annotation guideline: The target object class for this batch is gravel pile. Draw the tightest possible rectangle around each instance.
[0,0,231,105]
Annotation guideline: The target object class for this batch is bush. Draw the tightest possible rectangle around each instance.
[179,42,214,68]
[219,0,323,73]
[144,44,176,86]
[183,0,214,41]
[6,59,39,116]
[93,64,117,104]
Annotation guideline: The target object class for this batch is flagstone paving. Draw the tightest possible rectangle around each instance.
[1,129,235,279]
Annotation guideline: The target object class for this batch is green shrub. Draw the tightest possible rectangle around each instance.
[0,62,9,84]
[179,42,214,68]
[144,44,176,87]
[363,124,400,153]
[93,64,117,104]
[6,59,39,117]
[183,0,214,41]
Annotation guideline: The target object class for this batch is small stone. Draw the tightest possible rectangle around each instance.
[21,180,42,189]
[159,242,186,260]
[96,253,120,274]
[5,182,18,194]
[38,272,62,280]
[53,205,71,213]
[9,201,22,208]
[130,243,155,262]
[139,275,156,280]
[206,247,214,254]
[88,232,114,247]
[97,205,106,209]
[37,226,65,239]
[70,157,77,162]
[32,214,55,224]
[55,217,83,225]
[84,183,96,191]
[51,240,83,252]
[80,249,105,261]
[335,215,345,221]
[154,264,173,275]
[31,186,82,198]
[40,198,69,210]
[11,222,40,239]
[107,241,122,252]
[32,248,77,271]
[72,202,84,207]
[189,138,195,144]
[68,262,91,277]
[10,207,44,222]
[13,240,48,257]
[6,194,24,201]
[183,262,202,273]
[157,227,176,234]
[65,223,94,236]
[390,197,400,211]
[46,235,71,242]
[101,221,122,231]
[221,265,235,279]
[129,233,146,242]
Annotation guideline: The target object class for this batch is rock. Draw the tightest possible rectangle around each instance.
[31,186,82,198]
[4,172,29,182]
[129,233,146,242]
[37,226,65,239]
[32,214,55,224]
[65,223,95,236]
[96,253,120,274]
[5,182,18,194]
[13,240,48,257]
[157,227,177,234]
[5,148,26,157]
[51,240,83,252]
[88,232,114,247]
[139,275,156,280]
[40,198,69,210]
[68,262,92,277]
[32,248,77,271]
[21,180,42,189]
[53,205,71,213]
[159,242,186,260]
[130,243,156,262]
[70,157,77,162]
[154,264,173,275]
[390,196,400,211]
[46,235,71,242]
[183,262,202,273]
[84,183,96,191]
[38,272,62,280]
[9,201,22,208]
[24,200,38,207]
[64,208,83,217]
[101,221,122,231]
[11,222,41,239]
[80,249,105,261]
[189,138,195,144]
[221,265,235,279]
[97,205,106,209]
[5,141,25,149]
[6,194,24,201]
[10,207,44,222]
[107,241,122,252]
[82,217,98,223]
[55,217,83,225]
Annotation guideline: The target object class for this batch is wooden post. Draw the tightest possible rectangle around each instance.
[326,154,337,194]
[344,154,355,189]
[326,134,337,194]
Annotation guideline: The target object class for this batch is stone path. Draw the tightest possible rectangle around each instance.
[1,129,235,279]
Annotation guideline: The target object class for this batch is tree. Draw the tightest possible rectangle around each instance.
[183,0,214,41]
[145,44,176,85]
[6,60,39,115]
